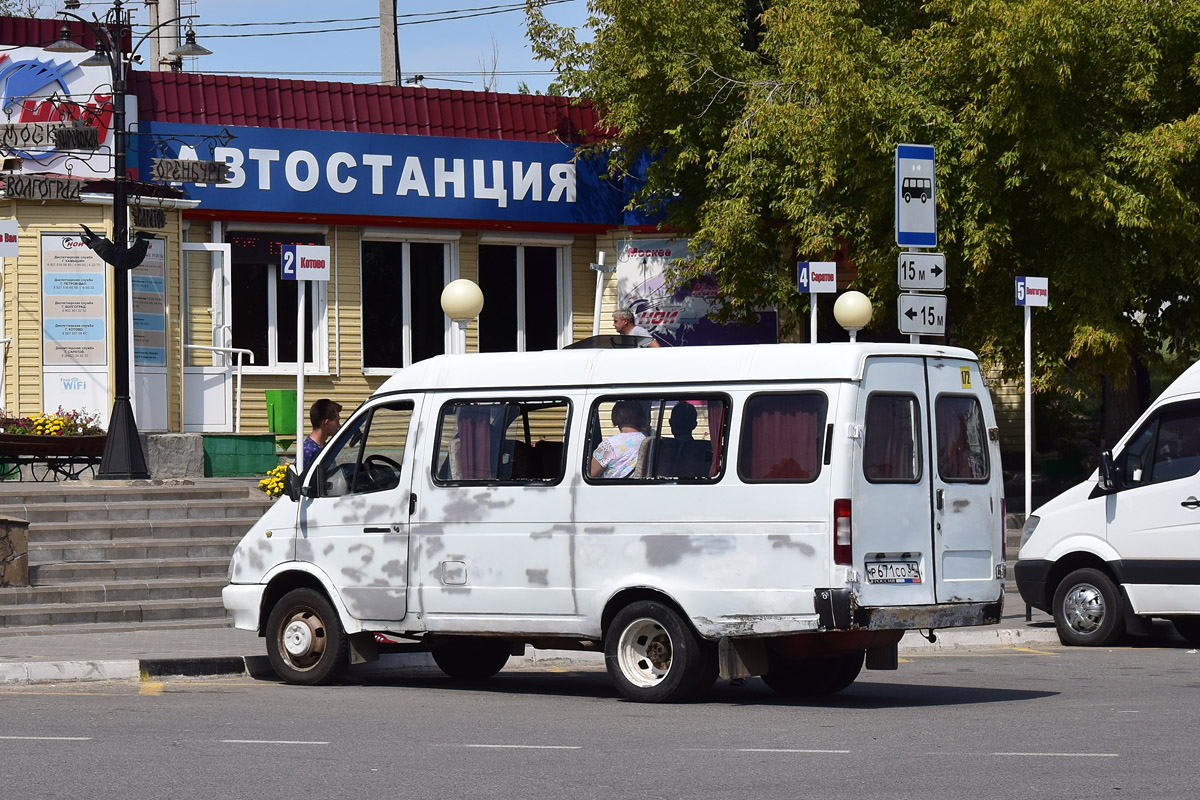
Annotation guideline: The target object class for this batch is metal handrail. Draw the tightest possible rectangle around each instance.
[184,344,254,432]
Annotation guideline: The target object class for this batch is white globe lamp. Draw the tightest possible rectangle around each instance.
[440,279,485,354]
[833,291,872,342]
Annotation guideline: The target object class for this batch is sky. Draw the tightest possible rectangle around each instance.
[127,0,591,95]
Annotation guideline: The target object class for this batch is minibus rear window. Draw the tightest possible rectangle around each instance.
[738,393,827,483]
[935,395,990,482]
[433,399,570,484]
[863,394,921,483]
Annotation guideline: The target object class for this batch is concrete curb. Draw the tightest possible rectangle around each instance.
[0,626,1063,685]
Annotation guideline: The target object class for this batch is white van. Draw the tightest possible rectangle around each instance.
[223,343,1006,702]
[1016,361,1200,647]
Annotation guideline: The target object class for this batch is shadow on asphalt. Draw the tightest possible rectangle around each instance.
[306,670,1060,709]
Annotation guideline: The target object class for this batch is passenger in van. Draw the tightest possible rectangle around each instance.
[302,398,343,467]
[660,402,711,478]
[590,401,649,478]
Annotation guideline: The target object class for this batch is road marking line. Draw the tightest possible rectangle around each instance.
[1010,647,1059,655]
[457,744,581,750]
[739,748,851,754]
[0,736,91,741]
[221,739,329,746]
[139,682,164,696]
[993,752,1118,758]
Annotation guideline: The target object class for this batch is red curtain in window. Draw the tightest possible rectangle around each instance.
[706,400,725,478]
[864,398,916,481]
[745,398,819,480]
[455,406,494,479]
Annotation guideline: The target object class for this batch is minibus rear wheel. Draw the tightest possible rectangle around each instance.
[605,600,708,703]
[266,588,348,685]
[1052,567,1126,646]
[761,651,864,698]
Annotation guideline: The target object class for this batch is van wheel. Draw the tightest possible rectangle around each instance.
[431,639,511,681]
[1053,568,1126,646]
[266,588,348,685]
[605,601,707,703]
[1170,617,1200,646]
[761,651,864,698]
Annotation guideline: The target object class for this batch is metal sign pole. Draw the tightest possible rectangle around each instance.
[296,280,306,472]
[810,296,818,343]
[1024,303,1032,521]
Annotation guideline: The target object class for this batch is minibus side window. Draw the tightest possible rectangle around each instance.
[935,395,990,482]
[585,396,728,482]
[320,401,413,497]
[863,394,921,483]
[738,393,827,483]
[1119,403,1200,487]
[433,398,570,484]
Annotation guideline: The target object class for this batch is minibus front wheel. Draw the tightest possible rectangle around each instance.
[265,588,349,685]
[605,600,711,703]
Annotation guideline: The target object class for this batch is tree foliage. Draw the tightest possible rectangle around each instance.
[527,0,1200,411]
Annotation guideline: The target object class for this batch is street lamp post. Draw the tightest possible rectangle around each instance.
[47,0,210,480]
[440,279,485,354]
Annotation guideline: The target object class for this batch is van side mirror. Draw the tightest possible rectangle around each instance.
[1097,450,1121,492]
[284,464,302,502]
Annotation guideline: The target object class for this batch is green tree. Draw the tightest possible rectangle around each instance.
[528,0,1200,440]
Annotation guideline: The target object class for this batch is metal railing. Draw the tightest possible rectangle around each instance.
[184,344,255,432]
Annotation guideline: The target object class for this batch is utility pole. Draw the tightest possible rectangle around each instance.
[379,0,400,85]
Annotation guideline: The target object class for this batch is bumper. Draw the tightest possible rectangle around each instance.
[816,588,1003,631]
[1013,559,1053,613]
[222,583,266,632]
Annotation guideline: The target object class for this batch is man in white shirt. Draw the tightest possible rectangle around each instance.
[612,308,660,347]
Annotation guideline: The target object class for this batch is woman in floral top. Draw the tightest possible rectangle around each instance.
[590,400,649,478]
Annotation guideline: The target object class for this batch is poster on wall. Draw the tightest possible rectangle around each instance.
[133,238,166,366]
[616,238,777,347]
[41,233,109,423]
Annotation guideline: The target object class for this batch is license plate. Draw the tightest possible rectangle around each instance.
[865,561,922,584]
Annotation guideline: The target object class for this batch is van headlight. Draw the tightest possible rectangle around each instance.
[1019,514,1039,552]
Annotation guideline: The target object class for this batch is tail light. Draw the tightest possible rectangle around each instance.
[1000,498,1007,562]
[834,498,852,566]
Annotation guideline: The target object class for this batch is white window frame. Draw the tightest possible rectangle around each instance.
[477,232,573,351]
[224,222,331,375]
[360,228,460,375]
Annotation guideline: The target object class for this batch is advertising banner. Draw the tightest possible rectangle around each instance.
[616,238,777,347]
[133,238,166,366]
[41,233,109,422]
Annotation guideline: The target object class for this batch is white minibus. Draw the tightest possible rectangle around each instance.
[223,343,1007,702]
[1016,360,1200,647]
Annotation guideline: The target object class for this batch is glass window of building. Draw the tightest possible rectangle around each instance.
[477,241,569,352]
[361,239,451,370]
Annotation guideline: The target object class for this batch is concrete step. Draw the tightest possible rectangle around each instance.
[0,617,237,638]
[0,596,228,628]
[29,536,239,564]
[0,498,273,525]
[0,576,227,607]
[29,557,231,583]
[24,518,256,545]
[0,480,261,506]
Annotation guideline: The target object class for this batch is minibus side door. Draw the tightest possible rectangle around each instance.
[298,396,421,622]
[853,357,938,607]
[926,358,1003,604]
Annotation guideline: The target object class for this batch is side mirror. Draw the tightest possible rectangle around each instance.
[284,464,302,502]
[1097,450,1121,492]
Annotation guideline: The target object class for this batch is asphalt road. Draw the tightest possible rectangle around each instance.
[0,641,1196,800]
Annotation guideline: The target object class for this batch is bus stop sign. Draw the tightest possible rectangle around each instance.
[896,144,937,248]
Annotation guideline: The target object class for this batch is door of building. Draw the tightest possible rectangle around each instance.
[182,242,234,432]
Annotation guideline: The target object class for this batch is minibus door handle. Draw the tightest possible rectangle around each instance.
[936,488,944,512]
[1181,496,1200,509]
[410,492,417,515]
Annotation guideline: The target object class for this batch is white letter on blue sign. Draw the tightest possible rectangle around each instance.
[435,158,466,199]
[362,154,392,195]
[213,147,245,189]
[512,162,542,201]
[327,152,357,194]
[396,156,429,197]
[248,148,279,190]
[285,151,320,192]
[548,163,575,202]
[474,160,508,208]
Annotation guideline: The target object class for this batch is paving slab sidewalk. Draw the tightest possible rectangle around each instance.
[0,604,1062,685]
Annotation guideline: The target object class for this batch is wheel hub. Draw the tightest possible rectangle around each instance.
[283,618,316,656]
[1064,583,1105,634]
